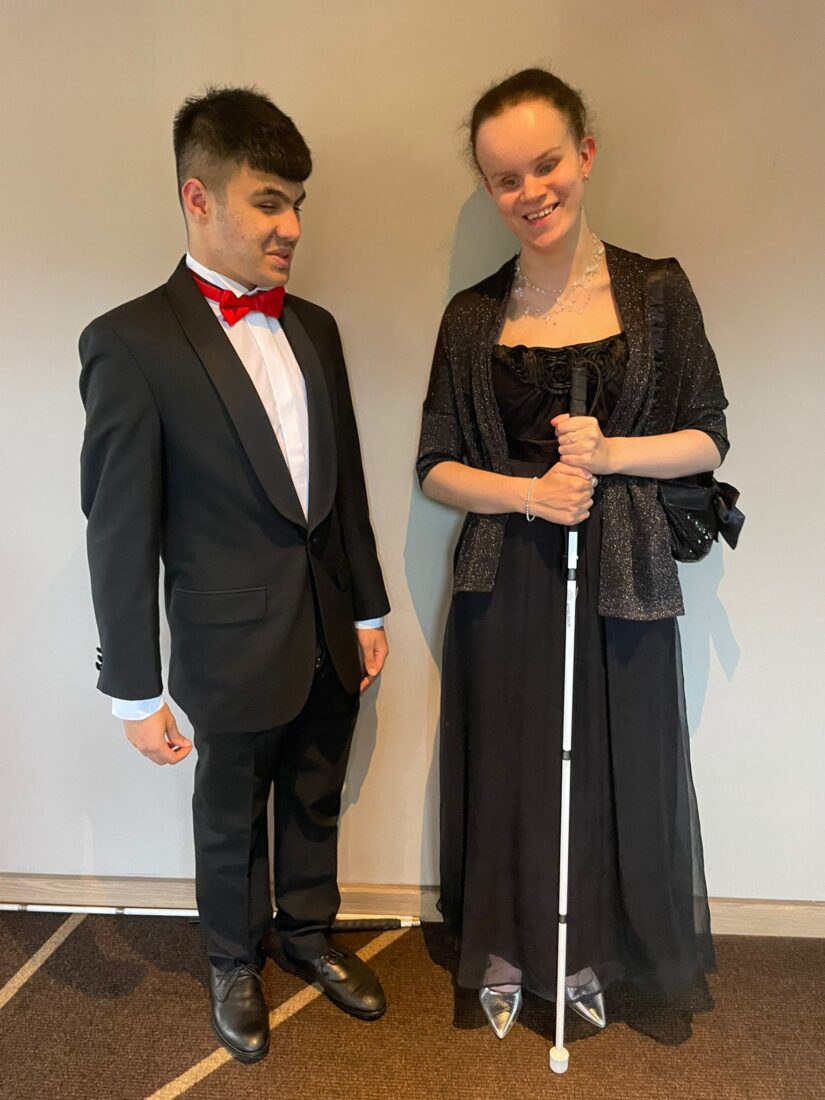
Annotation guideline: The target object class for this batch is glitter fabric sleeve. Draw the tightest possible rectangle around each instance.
[416,309,466,484]
[667,261,729,462]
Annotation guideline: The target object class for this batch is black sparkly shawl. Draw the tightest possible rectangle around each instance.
[416,242,729,620]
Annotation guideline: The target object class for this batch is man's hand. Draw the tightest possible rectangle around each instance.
[123,704,193,765]
[355,627,389,695]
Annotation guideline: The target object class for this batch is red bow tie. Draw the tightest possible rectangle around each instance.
[191,271,286,325]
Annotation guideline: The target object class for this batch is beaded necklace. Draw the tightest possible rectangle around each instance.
[513,231,605,318]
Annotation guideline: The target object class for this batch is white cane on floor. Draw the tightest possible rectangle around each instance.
[549,364,588,1075]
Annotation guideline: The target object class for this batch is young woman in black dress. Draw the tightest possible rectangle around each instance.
[417,69,728,1039]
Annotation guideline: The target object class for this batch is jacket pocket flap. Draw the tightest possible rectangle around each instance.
[172,587,266,625]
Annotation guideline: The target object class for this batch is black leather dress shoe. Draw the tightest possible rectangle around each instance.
[208,963,270,1063]
[286,944,386,1020]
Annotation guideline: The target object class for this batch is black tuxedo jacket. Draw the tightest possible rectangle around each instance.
[80,259,389,732]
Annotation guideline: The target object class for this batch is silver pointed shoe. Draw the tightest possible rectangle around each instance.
[479,985,523,1039]
[565,971,607,1029]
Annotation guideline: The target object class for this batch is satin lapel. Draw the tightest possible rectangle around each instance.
[280,302,336,533]
[604,244,653,435]
[164,260,307,529]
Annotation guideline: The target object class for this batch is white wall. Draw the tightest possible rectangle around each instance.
[1,0,822,901]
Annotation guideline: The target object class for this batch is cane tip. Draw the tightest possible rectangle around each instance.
[549,1046,569,1073]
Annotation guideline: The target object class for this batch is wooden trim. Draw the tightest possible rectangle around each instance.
[339,884,440,923]
[0,873,197,909]
[707,897,825,938]
[1,874,822,937]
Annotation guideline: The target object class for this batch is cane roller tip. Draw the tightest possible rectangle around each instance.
[549,1046,569,1073]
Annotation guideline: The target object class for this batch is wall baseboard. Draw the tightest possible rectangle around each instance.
[0,873,822,937]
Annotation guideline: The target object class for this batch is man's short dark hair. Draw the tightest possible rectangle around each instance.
[173,86,312,194]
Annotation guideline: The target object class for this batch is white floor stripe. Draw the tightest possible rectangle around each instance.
[0,912,86,1012]
[147,927,409,1100]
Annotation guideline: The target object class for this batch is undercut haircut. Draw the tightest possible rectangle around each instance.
[173,86,312,196]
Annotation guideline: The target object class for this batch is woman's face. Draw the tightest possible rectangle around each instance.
[475,99,595,255]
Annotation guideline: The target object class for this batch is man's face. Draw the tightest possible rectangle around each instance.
[193,163,305,289]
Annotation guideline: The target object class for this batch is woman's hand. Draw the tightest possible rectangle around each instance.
[553,419,724,478]
[531,461,595,526]
[552,413,615,475]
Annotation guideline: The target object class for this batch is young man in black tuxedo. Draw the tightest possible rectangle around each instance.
[80,88,390,1063]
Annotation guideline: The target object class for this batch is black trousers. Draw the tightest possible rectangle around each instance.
[192,645,359,967]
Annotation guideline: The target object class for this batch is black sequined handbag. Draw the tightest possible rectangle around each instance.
[648,261,745,563]
[658,474,744,563]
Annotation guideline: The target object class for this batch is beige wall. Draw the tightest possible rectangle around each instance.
[1,0,823,901]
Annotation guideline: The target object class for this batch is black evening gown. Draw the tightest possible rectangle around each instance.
[439,334,715,999]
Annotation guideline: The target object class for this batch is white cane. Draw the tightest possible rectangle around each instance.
[549,364,588,1075]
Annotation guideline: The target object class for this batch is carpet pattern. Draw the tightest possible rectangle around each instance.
[0,912,822,1098]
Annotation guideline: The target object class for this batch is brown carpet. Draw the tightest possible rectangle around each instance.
[0,912,822,1099]
[0,911,66,988]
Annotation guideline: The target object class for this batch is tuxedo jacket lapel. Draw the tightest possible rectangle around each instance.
[165,259,307,530]
[280,301,337,534]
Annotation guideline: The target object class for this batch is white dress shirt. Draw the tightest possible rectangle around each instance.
[112,255,382,721]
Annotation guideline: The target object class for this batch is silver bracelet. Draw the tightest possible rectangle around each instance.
[525,477,538,523]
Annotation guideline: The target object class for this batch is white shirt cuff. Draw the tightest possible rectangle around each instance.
[112,696,164,720]
[354,618,384,630]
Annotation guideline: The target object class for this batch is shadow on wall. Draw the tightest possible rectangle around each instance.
[445,188,516,300]
[405,187,515,661]
[677,546,741,736]
[340,682,378,815]
[340,194,513,825]
[402,187,516,887]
